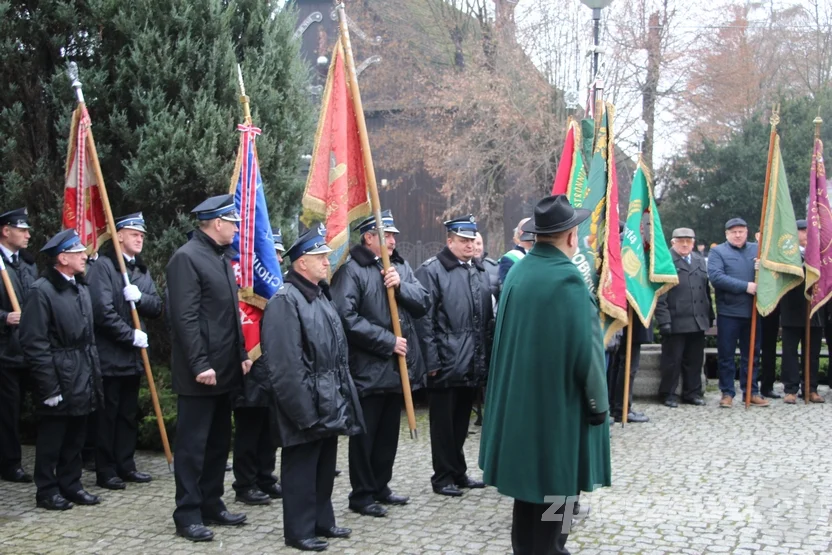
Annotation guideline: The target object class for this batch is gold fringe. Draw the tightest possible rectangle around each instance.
[598,102,628,335]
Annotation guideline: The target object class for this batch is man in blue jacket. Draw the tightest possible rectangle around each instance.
[707,218,770,408]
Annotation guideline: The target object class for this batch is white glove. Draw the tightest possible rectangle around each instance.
[123,284,142,303]
[44,395,63,407]
[133,329,149,348]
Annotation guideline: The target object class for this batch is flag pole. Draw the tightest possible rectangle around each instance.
[804,301,811,404]
[67,64,173,469]
[237,64,252,124]
[621,306,633,426]
[336,2,418,440]
[0,257,21,313]
[746,104,780,409]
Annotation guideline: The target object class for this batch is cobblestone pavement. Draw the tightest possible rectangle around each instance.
[1,384,831,554]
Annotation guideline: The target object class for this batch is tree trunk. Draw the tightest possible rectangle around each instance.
[641,10,662,173]
[484,168,505,257]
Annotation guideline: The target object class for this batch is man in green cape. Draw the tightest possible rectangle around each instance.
[479,195,612,555]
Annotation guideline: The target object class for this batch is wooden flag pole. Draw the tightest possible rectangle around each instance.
[336,3,418,439]
[804,301,811,405]
[746,104,780,409]
[0,256,21,313]
[237,64,252,124]
[621,306,634,425]
[68,65,173,468]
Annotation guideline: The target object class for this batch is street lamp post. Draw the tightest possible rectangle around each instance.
[579,0,614,117]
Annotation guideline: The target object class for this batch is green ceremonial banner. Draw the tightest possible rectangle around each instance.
[621,160,678,326]
[756,135,804,317]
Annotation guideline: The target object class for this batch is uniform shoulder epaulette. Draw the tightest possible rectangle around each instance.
[421,256,437,267]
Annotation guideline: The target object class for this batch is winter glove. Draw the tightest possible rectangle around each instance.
[659,324,672,336]
[123,284,142,303]
[43,395,63,407]
[588,411,608,426]
[133,329,149,349]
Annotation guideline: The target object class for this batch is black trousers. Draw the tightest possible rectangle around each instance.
[760,307,780,393]
[611,343,642,417]
[173,394,232,527]
[281,436,337,541]
[0,367,29,473]
[658,332,705,401]
[96,374,141,481]
[429,387,476,488]
[34,414,87,499]
[232,406,277,492]
[348,393,402,507]
[511,499,570,555]
[781,326,821,394]
[82,410,97,466]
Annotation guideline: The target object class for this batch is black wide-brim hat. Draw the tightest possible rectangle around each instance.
[521,195,590,235]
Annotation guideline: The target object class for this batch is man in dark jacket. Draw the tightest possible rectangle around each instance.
[656,227,713,407]
[416,215,494,497]
[330,210,430,518]
[781,219,825,404]
[167,194,251,542]
[474,232,500,300]
[262,225,364,552]
[708,218,769,408]
[230,229,286,506]
[20,229,103,511]
[88,213,162,490]
[0,208,37,483]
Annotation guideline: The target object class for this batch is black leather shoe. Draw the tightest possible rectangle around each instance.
[350,503,387,517]
[65,489,100,505]
[260,483,282,499]
[36,494,73,511]
[664,396,679,408]
[456,476,486,489]
[433,484,463,497]
[762,390,782,399]
[315,526,351,538]
[614,412,650,423]
[203,510,246,526]
[630,408,645,417]
[97,476,126,490]
[122,470,152,483]
[285,538,328,552]
[2,467,33,483]
[236,487,271,505]
[225,462,232,472]
[376,493,409,505]
[176,524,214,542]
[683,397,706,406]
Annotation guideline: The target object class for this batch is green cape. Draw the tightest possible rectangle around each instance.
[479,243,612,503]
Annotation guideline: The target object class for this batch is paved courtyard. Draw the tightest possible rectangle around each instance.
[1,383,831,554]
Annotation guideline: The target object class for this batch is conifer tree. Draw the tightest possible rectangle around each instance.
[1,0,312,332]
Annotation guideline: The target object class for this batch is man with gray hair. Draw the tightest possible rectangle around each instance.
[497,218,534,285]
[655,227,713,407]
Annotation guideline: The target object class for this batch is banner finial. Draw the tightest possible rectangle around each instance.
[67,62,84,104]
